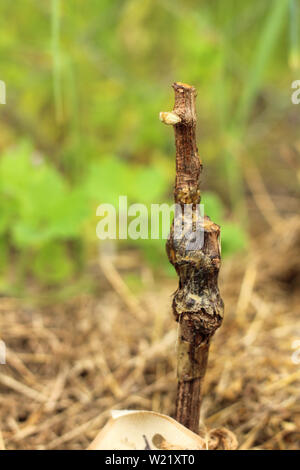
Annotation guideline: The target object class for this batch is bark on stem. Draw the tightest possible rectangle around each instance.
[161,82,224,434]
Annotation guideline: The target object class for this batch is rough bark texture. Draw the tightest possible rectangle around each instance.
[172,82,202,205]
[161,82,224,434]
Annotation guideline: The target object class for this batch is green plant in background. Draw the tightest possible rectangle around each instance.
[289,0,300,70]
[202,192,247,257]
[0,142,88,287]
[212,0,289,221]
[0,142,245,288]
[0,0,296,293]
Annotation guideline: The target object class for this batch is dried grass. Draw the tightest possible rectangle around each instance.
[0,218,299,450]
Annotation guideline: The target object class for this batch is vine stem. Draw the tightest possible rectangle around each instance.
[160,82,224,433]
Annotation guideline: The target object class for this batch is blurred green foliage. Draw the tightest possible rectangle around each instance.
[0,0,296,291]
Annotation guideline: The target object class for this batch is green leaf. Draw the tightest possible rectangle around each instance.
[202,191,225,224]
[221,222,247,257]
[32,241,74,284]
[235,0,289,125]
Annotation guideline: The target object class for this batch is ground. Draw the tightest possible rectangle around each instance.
[0,217,299,450]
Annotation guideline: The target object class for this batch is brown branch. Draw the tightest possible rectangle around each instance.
[160,82,202,204]
[160,82,224,434]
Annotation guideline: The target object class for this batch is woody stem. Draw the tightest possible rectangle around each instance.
[161,82,224,433]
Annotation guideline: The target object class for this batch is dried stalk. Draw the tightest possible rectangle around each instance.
[160,82,224,433]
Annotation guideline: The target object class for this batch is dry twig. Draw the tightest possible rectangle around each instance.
[160,82,224,433]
